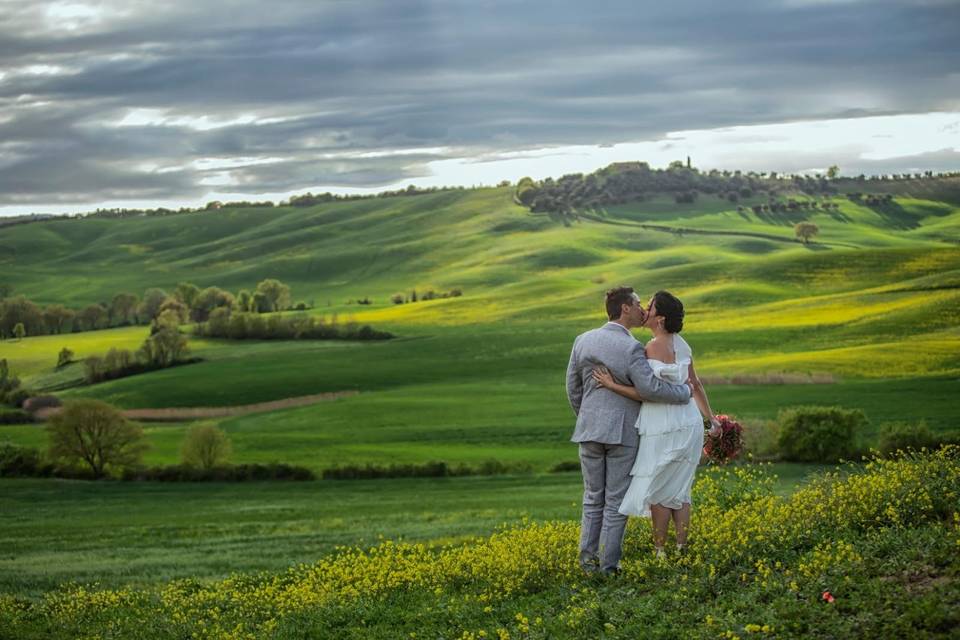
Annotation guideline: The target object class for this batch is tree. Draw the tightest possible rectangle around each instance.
[57,347,74,368]
[0,296,45,338]
[43,304,75,334]
[175,282,200,308]
[13,322,25,341]
[46,399,147,478]
[236,289,253,313]
[254,279,291,312]
[191,287,235,322]
[158,296,189,324]
[180,423,232,469]
[109,293,139,326]
[826,165,840,180]
[794,222,820,244]
[140,311,189,366]
[138,288,169,323]
[78,304,108,331]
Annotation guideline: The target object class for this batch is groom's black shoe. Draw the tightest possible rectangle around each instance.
[600,567,622,578]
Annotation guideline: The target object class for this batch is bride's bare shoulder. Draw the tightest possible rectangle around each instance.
[644,336,674,362]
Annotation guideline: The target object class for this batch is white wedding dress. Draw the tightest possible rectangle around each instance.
[619,333,704,518]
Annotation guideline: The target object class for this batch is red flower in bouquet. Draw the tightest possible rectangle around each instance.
[702,414,743,464]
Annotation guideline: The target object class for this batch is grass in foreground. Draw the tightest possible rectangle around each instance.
[0,462,823,598]
[1,450,957,638]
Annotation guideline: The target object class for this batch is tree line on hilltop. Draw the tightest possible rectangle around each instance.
[513,162,960,219]
[0,278,299,340]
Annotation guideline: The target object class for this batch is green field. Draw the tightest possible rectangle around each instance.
[1,182,959,605]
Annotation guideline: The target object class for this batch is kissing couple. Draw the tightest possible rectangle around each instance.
[565,286,721,575]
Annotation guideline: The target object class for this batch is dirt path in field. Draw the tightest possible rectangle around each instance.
[34,390,359,422]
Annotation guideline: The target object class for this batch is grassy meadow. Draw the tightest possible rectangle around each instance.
[1,182,959,635]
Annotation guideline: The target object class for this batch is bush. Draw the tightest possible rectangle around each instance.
[120,463,315,482]
[878,421,960,457]
[0,409,33,424]
[777,406,866,463]
[741,418,781,461]
[181,423,232,469]
[0,442,50,477]
[56,347,74,368]
[549,460,581,473]
[322,460,533,480]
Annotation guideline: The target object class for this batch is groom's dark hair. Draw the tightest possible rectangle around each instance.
[605,286,635,320]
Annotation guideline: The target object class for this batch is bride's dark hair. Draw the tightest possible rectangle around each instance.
[653,290,684,333]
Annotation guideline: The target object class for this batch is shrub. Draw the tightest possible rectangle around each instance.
[878,421,960,457]
[0,442,50,477]
[741,418,781,461]
[0,409,33,424]
[181,423,232,470]
[777,406,866,462]
[56,347,74,368]
[120,463,315,482]
[549,460,581,473]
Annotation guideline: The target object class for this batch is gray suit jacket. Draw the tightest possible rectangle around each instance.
[566,323,692,446]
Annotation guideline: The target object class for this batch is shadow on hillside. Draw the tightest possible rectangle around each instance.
[866,203,921,230]
[753,209,809,226]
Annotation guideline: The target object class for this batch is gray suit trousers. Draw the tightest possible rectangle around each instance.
[578,440,637,572]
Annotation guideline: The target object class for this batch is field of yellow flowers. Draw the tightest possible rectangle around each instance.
[1,447,958,639]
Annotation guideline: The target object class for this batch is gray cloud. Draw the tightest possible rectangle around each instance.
[0,0,958,208]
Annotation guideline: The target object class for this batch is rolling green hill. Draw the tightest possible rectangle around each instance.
[1,183,959,473]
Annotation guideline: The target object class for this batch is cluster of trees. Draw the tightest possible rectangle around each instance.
[198,309,393,341]
[846,193,896,207]
[0,278,298,340]
[389,288,463,305]
[82,314,193,384]
[514,161,840,216]
[286,184,462,207]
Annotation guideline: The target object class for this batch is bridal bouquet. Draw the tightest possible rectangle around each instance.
[703,414,743,464]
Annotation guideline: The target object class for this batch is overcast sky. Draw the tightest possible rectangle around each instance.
[1,0,958,215]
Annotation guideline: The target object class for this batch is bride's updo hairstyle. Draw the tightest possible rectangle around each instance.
[653,290,684,333]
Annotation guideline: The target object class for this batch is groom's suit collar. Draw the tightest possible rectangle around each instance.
[603,321,632,336]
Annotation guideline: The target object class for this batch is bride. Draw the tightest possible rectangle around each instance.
[592,290,720,558]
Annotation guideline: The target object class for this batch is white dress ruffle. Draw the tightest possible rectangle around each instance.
[619,334,704,518]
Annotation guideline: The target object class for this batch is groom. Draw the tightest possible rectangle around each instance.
[565,286,692,575]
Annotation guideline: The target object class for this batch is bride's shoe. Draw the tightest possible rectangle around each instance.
[654,546,666,560]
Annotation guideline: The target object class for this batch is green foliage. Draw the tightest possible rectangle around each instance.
[197,311,393,341]
[0,409,32,424]
[0,442,48,476]
[794,221,820,243]
[777,406,867,463]
[121,462,314,482]
[56,346,74,368]
[46,399,147,477]
[321,459,533,480]
[180,423,232,469]
[191,287,234,322]
[878,421,960,457]
[254,278,292,312]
